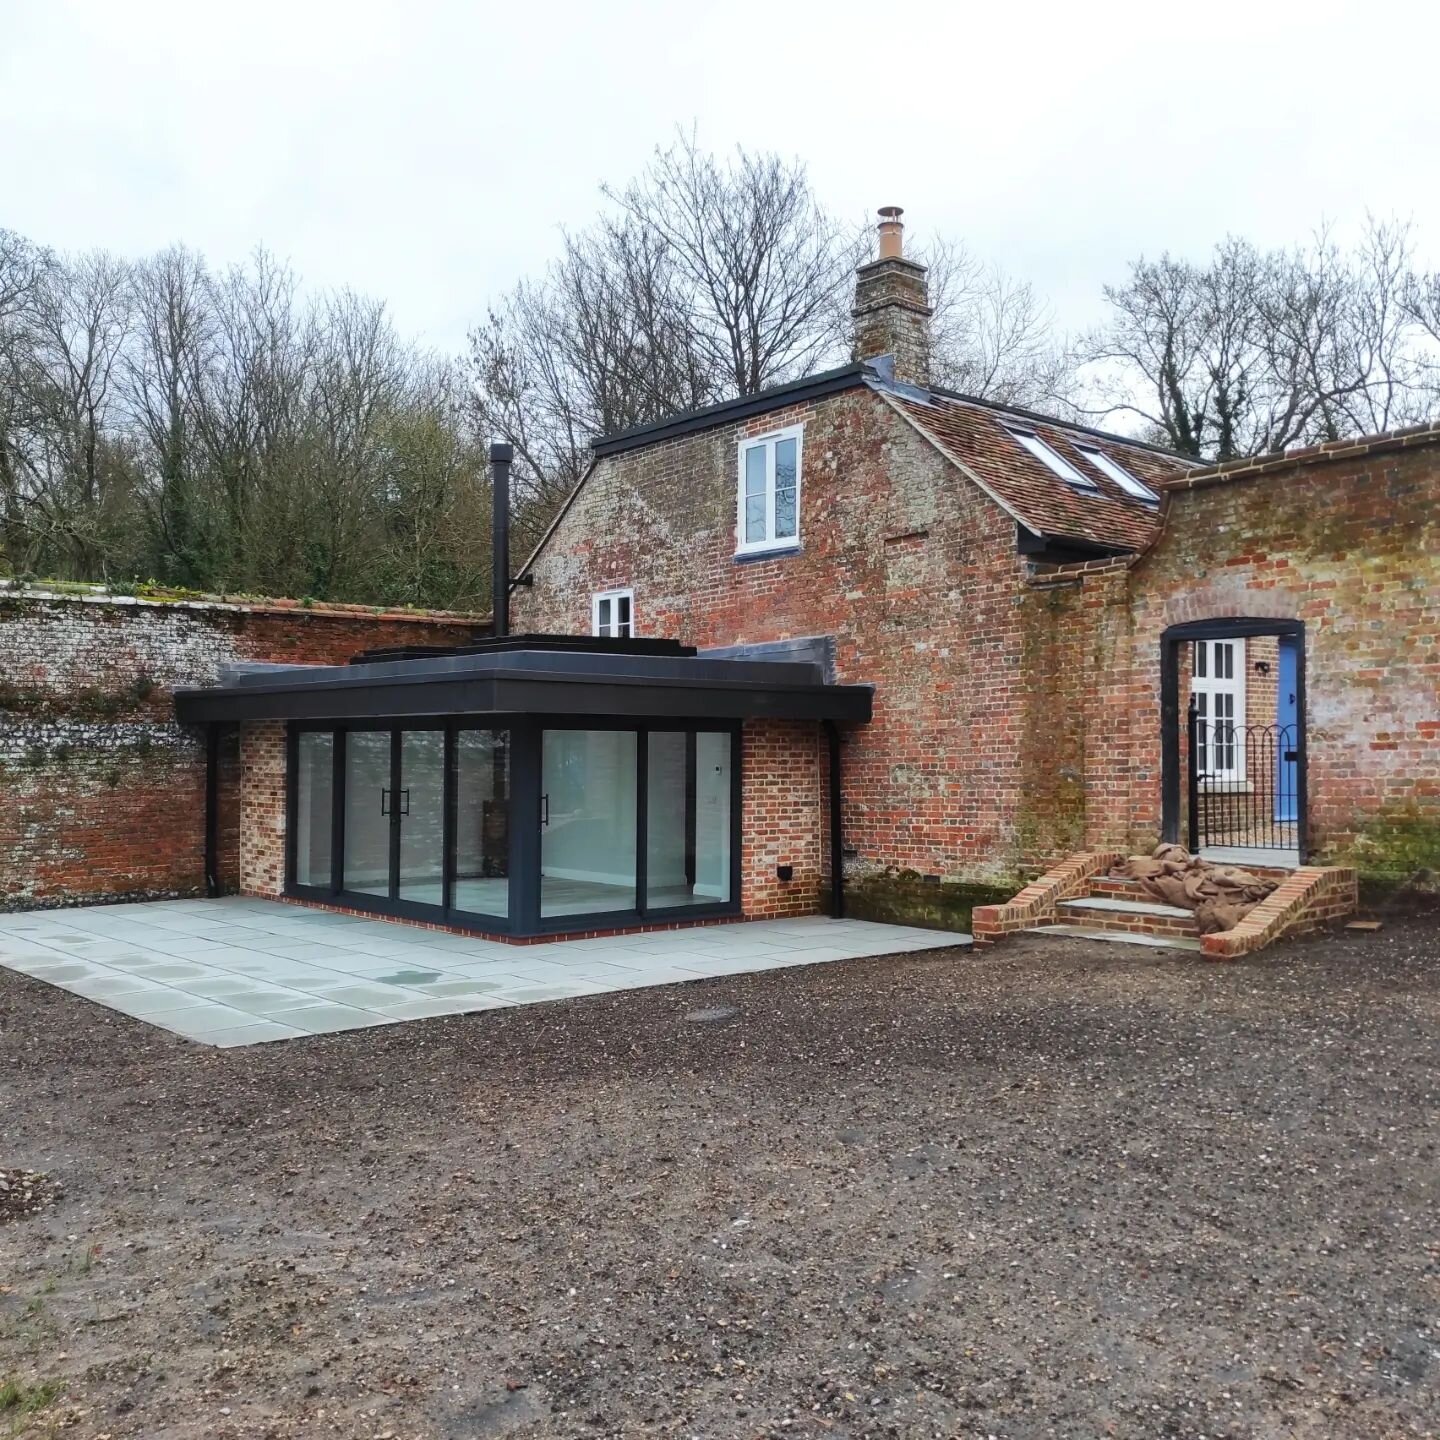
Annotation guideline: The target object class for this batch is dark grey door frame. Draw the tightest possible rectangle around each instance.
[1159,617,1307,858]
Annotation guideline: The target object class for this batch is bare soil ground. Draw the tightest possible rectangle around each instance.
[2,918,1438,1439]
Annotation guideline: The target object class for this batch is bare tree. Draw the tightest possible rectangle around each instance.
[0,247,136,578]
[605,131,854,397]
[1079,221,1435,458]
[922,236,1071,408]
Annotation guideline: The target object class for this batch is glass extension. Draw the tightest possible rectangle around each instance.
[286,720,739,936]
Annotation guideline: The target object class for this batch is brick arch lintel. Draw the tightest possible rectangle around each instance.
[1158,582,1301,629]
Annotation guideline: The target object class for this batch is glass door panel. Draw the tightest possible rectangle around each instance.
[397,730,446,906]
[540,729,637,918]
[454,729,511,918]
[293,731,334,887]
[646,730,733,909]
[343,731,392,896]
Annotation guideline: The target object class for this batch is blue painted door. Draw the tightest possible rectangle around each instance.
[1275,638,1299,822]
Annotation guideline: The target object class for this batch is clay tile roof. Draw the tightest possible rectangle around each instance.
[888,392,1194,552]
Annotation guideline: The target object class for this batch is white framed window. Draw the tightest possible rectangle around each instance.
[1076,445,1160,504]
[592,588,634,638]
[736,424,803,555]
[1003,426,1098,491]
[1192,639,1248,781]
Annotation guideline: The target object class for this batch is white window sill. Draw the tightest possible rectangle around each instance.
[1197,779,1254,793]
[735,543,801,562]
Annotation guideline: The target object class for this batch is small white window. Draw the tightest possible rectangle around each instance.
[1003,426,1098,491]
[1077,445,1160,504]
[1192,639,1248,781]
[736,425,803,555]
[592,588,634,638]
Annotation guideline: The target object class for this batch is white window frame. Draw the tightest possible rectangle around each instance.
[1003,425,1098,491]
[1076,444,1160,504]
[735,423,804,556]
[1192,638,1248,782]
[592,587,634,639]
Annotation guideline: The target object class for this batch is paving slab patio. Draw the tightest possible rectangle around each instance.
[0,897,968,1047]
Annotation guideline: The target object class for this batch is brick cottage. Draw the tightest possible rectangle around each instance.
[4,210,1437,952]
[506,208,1439,937]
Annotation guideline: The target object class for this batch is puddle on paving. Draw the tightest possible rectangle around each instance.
[376,970,443,986]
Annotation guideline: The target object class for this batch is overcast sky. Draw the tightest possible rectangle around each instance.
[4,0,1438,356]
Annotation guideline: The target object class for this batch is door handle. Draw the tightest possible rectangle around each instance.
[381,787,390,816]
[398,787,410,816]
[540,792,550,826]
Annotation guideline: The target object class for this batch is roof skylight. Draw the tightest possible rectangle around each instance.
[1004,426,1098,491]
[1076,445,1160,504]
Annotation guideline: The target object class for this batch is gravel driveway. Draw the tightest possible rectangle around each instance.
[2,917,1437,1439]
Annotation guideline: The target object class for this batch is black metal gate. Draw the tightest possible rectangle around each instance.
[1186,699,1302,853]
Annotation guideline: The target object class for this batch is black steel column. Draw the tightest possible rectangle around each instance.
[203,723,220,897]
[490,442,513,638]
[825,720,845,919]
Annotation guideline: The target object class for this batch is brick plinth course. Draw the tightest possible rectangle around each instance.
[0,588,484,910]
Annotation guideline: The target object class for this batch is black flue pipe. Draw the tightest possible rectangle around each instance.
[489,442,513,637]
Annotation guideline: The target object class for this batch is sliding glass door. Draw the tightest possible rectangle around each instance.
[397,730,446,906]
[453,729,510,920]
[343,730,392,897]
[287,719,738,935]
[646,730,733,909]
[540,729,639,919]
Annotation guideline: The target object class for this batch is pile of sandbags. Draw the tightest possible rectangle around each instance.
[1109,843,1279,934]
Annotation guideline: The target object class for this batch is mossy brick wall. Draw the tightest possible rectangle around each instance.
[1025,439,1440,883]
[513,387,1040,905]
[0,593,482,910]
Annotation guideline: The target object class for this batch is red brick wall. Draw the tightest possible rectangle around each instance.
[513,387,1037,892]
[741,719,826,918]
[1024,437,1440,881]
[0,589,483,910]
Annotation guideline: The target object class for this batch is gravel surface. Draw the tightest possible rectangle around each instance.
[1,918,1437,1439]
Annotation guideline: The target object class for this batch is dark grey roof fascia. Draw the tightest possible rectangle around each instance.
[175,671,872,725]
[218,648,823,691]
[702,636,837,685]
[590,364,869,457]
[174,647,872,725]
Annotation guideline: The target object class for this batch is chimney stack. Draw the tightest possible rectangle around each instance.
[852,205,932,387]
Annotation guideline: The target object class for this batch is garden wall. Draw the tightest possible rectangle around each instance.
[0,585,485,910]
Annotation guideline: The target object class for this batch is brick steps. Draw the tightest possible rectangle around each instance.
[973,849,1358,959]
[1022,923,1204,953]
[1056,895,1200,939]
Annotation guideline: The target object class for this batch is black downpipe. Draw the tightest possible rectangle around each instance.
[490,442,513,638]
[824,719,845,919]
[204,722,220,897]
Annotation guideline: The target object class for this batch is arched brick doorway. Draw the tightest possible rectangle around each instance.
[1160,618,1307,865]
